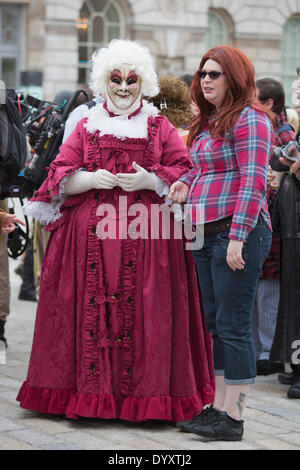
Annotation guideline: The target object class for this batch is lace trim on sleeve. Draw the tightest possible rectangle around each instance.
[152,172,169,197]
[23,169,84,225]
[152,173,184,222]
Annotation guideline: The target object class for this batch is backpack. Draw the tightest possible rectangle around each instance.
[0,89,27,197]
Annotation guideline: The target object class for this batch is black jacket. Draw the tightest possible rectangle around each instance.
[270,172,300,363]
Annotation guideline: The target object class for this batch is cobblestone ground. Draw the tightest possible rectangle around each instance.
[1,258,300,451]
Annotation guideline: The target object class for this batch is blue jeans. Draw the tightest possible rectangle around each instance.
[192,220,272,384]
[251,279,280,361]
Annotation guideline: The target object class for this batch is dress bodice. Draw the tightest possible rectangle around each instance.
[90,133,148,175]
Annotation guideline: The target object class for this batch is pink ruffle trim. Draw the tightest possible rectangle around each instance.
[17,381,214,422]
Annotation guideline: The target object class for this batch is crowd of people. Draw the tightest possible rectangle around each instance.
[0,39,300,443]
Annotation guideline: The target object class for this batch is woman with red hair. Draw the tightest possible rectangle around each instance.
[169,46,273,441]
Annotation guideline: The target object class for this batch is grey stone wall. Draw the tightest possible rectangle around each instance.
[1,0,300,101]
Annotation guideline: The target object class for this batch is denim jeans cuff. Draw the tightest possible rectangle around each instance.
[214,369,225,376]
[224,376,257,385]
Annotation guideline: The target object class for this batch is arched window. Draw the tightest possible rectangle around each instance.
[77,0,123,85]
[205,11,228,50]
[281,16,300,107]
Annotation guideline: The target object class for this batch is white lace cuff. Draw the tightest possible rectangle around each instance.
[152,173,184,222]
[152,173,169,198]
[23,169,83,225]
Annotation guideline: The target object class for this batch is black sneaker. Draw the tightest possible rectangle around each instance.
[18,288,37,301]
[176,404,217,432]
[287,383,300,398]
[184,410,244,441]
[287,375,300,399]
[278,371,294,385]
[256,360,284,376]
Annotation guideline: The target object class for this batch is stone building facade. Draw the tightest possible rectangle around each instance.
[1,0,300,105]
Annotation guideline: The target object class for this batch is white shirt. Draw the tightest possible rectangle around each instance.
[62,95,104,143]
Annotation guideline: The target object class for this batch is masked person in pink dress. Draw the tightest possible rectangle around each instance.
[17,39,214,422]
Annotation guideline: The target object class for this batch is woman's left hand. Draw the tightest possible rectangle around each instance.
[226,239,245,271]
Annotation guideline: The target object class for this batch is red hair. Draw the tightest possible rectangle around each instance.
[187,45,274,148]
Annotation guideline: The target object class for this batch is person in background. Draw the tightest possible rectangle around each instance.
[295,99,300,123]
[180,74,199,118]
[0,210,24,234]
[251,78,295,376]
[0,210,25,347]
[180,74,194,89]
[147,74,192,144]
[270,67,300,399]
[286,107,299,134]
[280,143,300,178]
[295,68,300,146]
[62,87,103,143]
[170,45,273,441]
[34,87,96,299]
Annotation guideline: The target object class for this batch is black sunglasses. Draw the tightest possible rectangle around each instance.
[197,70,226,80]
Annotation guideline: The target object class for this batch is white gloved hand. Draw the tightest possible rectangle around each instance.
[91,169,118,189]
[116,162,155,192]
[64,169,117,195]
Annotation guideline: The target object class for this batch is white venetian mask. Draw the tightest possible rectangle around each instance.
[105,64,142,115]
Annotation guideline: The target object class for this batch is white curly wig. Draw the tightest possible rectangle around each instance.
[89,39,160,98]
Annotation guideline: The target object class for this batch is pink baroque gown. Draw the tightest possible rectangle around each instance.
[17,101,214,421]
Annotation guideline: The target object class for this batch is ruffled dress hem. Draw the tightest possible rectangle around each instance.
[17,381,214,422]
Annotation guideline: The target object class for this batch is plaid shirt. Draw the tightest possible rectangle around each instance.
[274,111,296,146]
[180,106,273,242]
[260,112,296,280]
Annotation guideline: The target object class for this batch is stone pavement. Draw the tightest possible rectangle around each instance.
[1,257,300,451]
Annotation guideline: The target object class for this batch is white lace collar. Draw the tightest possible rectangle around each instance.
[84,99,159,140]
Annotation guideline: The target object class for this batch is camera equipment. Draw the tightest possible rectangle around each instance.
[21,89,89,198]
[272,140,300,163]
[7,204,29,259]
[1,89,89,258]
[0,89,29,257]
[0,89,28,200]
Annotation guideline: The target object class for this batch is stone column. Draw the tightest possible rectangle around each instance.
[43,0,82,101]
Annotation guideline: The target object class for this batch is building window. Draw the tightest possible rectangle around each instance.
[281,16,300,107]
[0,4,22,89]
[77,0,123,85]
[206,11,228,50]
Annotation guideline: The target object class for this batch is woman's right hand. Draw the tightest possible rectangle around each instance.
[167,181,189,203]
[280,145,300,180]
[92,169,118,189]
[64,169,117,195]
